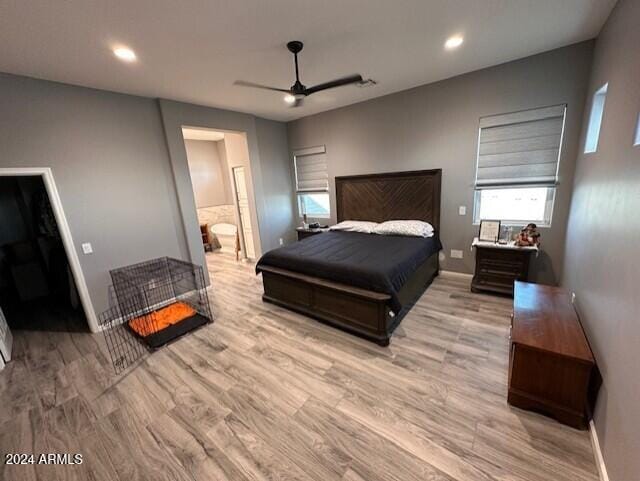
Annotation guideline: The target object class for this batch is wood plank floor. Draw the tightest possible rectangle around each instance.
[0,251,599,481]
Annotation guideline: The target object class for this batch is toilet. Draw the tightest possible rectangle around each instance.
[210,223,238,255]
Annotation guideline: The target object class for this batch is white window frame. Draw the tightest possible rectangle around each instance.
[472,186,556,227]
[584,83,608,153]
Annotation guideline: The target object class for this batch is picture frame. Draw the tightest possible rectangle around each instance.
[479,219,501,243]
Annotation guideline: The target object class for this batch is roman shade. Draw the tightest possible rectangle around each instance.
[475,104,566,187]
[294,145,328,192]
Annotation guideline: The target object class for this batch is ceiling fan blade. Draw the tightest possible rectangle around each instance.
[305,74,363,95]
[234,80,290,93]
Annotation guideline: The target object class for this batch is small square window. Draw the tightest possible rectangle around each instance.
[584,83,608,153]
[297,192,330,218]
[474,187,555,227]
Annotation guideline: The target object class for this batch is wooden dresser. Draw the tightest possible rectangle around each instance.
[509,281,596,429]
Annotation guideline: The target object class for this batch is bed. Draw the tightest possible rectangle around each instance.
[256,169,442,346]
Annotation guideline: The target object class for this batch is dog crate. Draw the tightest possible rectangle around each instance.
[100,257,213,373]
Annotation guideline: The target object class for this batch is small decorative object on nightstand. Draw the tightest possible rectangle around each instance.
[471,237,538,296]
[515,223,541,247]
[296,226,328,241]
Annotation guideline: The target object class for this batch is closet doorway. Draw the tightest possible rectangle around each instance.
[0,168,94,349]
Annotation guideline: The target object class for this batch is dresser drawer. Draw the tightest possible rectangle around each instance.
[479,258,525,274]
[475,271,518,289]
[478,248,527,263]
[472,244,534,296]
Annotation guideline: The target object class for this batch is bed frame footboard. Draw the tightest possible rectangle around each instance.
[259,253,439,346]
[260,265,393,345]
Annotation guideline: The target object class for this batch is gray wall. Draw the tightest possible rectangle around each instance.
[562,1,640,479]
[287,42,594,283]
[255,118,297,246]
[0,73,294,329]
[184,139,233,207]
[0,73,187,323]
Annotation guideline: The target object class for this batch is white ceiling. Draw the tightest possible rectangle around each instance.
[182,127,225,141]
[0,0,616,122]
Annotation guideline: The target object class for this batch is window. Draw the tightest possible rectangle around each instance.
[474,104,566,227]
[634,113,640,146]
[293,145,330,218]
[297,192,330,218]
[584,83,608,153]
[473,187,555,225]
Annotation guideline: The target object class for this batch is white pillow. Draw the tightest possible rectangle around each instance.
[373,220,434,238]
[329,220,379,234]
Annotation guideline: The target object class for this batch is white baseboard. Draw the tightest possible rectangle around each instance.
[440,270,473,279]
[589,420,609,481]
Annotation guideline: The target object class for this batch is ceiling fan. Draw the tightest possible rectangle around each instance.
[234,41,364,107]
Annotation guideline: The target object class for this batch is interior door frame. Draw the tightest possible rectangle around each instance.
[231,165,255,260]
[0,167,98,332]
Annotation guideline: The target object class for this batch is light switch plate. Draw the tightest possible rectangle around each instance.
[450,249,463,259]
[81,243,93,255]
[458,206,466,216]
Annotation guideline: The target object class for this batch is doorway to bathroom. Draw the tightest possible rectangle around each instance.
[182,126,259,262]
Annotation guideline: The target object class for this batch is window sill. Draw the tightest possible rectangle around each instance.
[472,222,552,228]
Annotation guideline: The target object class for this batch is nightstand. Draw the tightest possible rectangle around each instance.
[296,227,328,241]
[471,237,538,296]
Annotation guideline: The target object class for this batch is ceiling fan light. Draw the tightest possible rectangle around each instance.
[445,35,464,50]
[113,46,137,62]
[284,94,296,104]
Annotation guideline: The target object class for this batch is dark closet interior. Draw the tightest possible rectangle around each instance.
[0,176,87,332]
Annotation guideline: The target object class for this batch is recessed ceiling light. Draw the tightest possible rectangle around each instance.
[284,94,296,104]
[113,47,137,62]
[444,35,464,50]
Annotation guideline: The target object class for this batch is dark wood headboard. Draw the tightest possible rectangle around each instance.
[335,169,442,231]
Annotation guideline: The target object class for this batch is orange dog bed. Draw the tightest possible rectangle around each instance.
[128,302,196,337]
